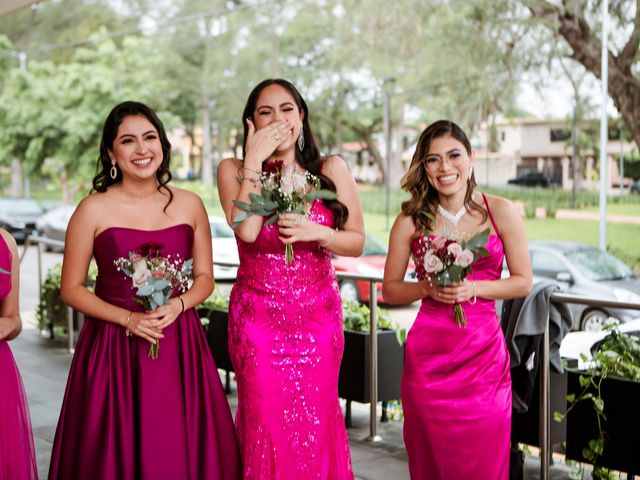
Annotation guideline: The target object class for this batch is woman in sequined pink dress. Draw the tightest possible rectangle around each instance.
[383,120,532,479]
[217,79,365,479]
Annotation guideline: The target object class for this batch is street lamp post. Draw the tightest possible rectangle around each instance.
[382,78,395,231]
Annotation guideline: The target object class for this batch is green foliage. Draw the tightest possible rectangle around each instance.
[555,324,640,479]
[199,285,230,313]
[36,262,97,335]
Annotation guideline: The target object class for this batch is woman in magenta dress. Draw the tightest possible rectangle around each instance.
[217,79,365,479]
[48,101,240,480]
[0,229,38,480]
[383,120,532,479]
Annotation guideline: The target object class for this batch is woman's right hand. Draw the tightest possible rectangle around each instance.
[244,117,291,167]
[127,312,164,344]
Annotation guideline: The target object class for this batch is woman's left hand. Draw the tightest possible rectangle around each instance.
[0,316,20,341]
[278,213,323,244]
[434,280,476,304]
[145,298,184,330]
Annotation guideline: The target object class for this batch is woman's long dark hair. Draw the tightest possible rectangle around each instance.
[242,79,348,228]
[401,119,486,233]
[92,101,174,211]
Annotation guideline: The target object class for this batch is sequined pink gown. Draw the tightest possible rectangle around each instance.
[403,198,511,479]
[0,234,38,480]
[229,201,353,480]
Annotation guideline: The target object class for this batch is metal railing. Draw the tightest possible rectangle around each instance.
[539,293,640,480]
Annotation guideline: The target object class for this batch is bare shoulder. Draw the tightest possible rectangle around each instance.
[218,157,243,174]
[164,185,203,205]
[481,192,522,223]
[0,228,18,256]
[321,155,351,179]
[392,212,417,237]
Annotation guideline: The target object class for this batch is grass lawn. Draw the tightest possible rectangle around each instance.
[580,203,640,216]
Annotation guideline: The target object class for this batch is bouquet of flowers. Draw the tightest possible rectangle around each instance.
[413,228,490,327]
[114,241,193,359]
[232,160,337,264]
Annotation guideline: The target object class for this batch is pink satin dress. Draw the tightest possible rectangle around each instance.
[0,234,38,480]
[229,200,353,480]
[402,198,511,479]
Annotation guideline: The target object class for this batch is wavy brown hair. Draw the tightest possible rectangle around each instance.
[241,78,349,228]
[92,101,173,211]
[401,120,486,233]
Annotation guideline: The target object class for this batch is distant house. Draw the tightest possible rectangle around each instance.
[472,118,637,191]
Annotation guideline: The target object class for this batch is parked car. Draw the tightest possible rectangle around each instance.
[36,204,76,252]
[507,172,554,187]
[332,234,414,304]
[528,240,640,331]
[630,181,640,194]
[209,216,239,282]
[0,197,44,243]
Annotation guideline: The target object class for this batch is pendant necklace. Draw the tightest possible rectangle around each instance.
[438,204,467,226]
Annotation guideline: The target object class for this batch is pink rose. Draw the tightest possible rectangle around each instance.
[454,249,474,268]
[447,242,463,257]
[431,236,446,249]
[130,253,149,288]
[424,252,444,274]
[291,171,307,191]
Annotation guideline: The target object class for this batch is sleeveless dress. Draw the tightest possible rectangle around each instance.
[48,224,241,480]
[0,234,38,480]
[229,200,353,480]
[402,197,511,479]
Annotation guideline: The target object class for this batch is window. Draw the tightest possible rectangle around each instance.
[531,251,567,279]
[550,129,570,142]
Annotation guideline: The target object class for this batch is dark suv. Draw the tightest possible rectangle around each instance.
[507,172,553,187]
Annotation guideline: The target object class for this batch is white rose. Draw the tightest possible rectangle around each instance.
[424,252,444,273]
[130,253,149,288]
[454,249,474,268]
[447,242,463,257]
[291,171,307,191]
[280,176,294,195]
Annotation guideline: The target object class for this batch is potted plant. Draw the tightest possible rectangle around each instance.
[339,300,405,426]
[36,263,97,339]
[556,324,640,478]
[197,287,234,393]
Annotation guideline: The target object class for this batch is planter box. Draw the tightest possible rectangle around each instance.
[338,329,404,403]
[198,308,234,373]
[565,370,640,475]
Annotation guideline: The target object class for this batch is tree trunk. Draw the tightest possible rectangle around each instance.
[10,158,23,197]
[528,0,640,150]
[200,17,214,187]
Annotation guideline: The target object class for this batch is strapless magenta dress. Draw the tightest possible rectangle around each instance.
[403,205,511,479]
[48,224,241,480]
[229,201,353,479]
[0,234,38,480]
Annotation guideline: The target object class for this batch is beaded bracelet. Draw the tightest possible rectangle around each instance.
[469,281,477,305]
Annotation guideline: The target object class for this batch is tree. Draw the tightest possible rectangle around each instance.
[526,0,640,150]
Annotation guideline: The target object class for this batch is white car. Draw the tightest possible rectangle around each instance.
[209,215,239,281]
[559,317,640,369]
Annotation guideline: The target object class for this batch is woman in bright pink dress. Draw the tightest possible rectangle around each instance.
[48,101,240,479]
[217,79,365,479]
[383,120,532,479]
[0,228,38,480]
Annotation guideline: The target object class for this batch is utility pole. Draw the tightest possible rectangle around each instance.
[382,78,395,231]
[571,99,578,209]
[598,0,609,251]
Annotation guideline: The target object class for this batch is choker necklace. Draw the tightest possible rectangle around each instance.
[120,188,158,200]
[438,204,467,226]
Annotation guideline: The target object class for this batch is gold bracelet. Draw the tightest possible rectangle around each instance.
[125,311,132,336]
[178,296,185,313]
[319,228,334,248]
[241,166,262,175]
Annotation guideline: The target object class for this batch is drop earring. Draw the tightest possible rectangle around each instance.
[468,165,473,179]
[110,161,117,180]
[297,126,305,151]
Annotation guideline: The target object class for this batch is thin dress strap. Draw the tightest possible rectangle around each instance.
[481,193,500,236]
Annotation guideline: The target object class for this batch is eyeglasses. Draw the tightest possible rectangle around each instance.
[423,151,466,172]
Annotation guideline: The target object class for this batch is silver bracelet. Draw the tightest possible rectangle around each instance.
[319,228,334,248]
[469,281,477,305]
